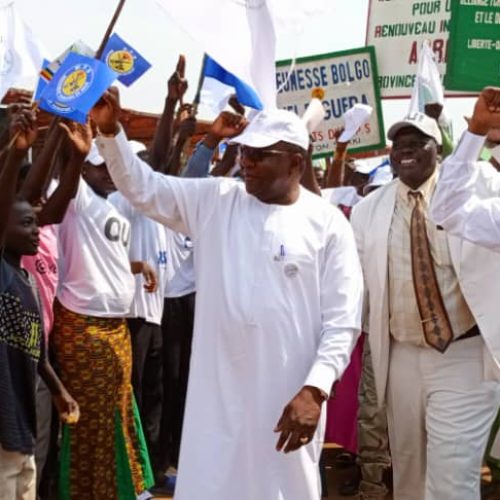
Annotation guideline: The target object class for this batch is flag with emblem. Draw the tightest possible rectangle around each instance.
[33,58,51,101]
[38,52,117,124]
[100,33,151,87]
[33,41,95,102]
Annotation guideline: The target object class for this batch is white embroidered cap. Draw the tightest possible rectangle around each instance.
[231,109,309,151]
[387,112,442,146]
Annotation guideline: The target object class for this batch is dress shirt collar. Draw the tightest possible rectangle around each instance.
[397,170,438,207]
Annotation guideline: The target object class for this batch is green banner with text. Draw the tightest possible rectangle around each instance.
[445,1,500,91]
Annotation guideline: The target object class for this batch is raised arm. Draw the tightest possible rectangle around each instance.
[182,111,247,178]
[166,107,197,176]
[90,88,222,237]
[20,120,64,204]
[0,109,37,248]
[431,87,500,251]
[149,55,188,172]
[325,129,349,188]
[37,121,92,226]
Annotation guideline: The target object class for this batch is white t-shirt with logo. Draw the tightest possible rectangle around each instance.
[57,178,135,317]
[109,191,169,325]
[164,230,196,298]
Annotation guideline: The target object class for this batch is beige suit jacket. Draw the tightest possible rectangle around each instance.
[351,176,500,407]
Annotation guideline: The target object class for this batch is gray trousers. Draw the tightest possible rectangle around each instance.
[34,379,53,495]
[357,339,391,499]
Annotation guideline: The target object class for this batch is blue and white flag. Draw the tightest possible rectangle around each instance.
[39,52,117,124]
[100,33,151,87]
[201,55,263,112]
[155,0,277,111]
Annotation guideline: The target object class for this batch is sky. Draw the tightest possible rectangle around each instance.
[13,0,477,138]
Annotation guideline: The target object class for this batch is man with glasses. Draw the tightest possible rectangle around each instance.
[350,112,500,499]
[89,89,364,500]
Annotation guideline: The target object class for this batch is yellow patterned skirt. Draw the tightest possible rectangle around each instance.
[51,300,153,499]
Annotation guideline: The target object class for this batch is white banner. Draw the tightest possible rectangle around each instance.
[276,47,385,158]
[0,0,46,101]
[366,0,453,98]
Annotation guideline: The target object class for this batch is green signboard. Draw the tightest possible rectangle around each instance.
[445,1,500,92]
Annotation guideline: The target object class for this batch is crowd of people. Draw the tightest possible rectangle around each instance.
[1,53,500,500]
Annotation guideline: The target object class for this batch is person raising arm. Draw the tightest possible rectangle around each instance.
[431,87,500,251]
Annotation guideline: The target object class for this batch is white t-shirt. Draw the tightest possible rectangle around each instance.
[57,178,135,317]
[164,230,196,298]
[109,191,169,325]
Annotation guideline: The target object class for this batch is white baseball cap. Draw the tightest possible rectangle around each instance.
[85,141,105,166]
[85,139,146,166]
[366,164,393,189]
[231,109,309,151]
[128,140,147,155]
[387,112,442,146]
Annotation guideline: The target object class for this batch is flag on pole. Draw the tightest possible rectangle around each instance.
[38,52,117,124]
[47,40,95,77]
[33,58,51,101]
[100,33,151,87]
[201,55,263,112]
[408,40,444,115]
[33,41,95,104]
[0,0,47,101]
[154,0,277,111]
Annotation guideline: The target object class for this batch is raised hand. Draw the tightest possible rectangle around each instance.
[90,86,121,136]
[10,107,38,150]
[167,54,188,102]
[468,87,500,136]
[228,94,245,116]
[210,111,248,141]
[424,103,444,121]
[59,120,92,157]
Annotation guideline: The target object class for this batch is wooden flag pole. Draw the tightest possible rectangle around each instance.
[192,53,208,116]
[95,0,127,59]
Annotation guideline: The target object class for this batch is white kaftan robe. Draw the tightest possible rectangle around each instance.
[97,130,363,500]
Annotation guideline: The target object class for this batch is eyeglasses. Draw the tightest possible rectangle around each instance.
[239,146,291,164]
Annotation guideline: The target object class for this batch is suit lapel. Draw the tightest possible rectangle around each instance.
[368,183,397,287]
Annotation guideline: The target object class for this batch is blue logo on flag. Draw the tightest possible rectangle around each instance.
[101,33,151,87]
[39,52,118,124]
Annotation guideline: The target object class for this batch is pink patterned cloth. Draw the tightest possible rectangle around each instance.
[324,333,365,453]
[21,225,58,340]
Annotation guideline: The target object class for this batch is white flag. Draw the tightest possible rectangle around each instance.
[269,0,328,35]
[0,0,46,101]
[408,40,444,116]
[155,0,277,111]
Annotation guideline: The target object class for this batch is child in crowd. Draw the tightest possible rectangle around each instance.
[0,107,79,500]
